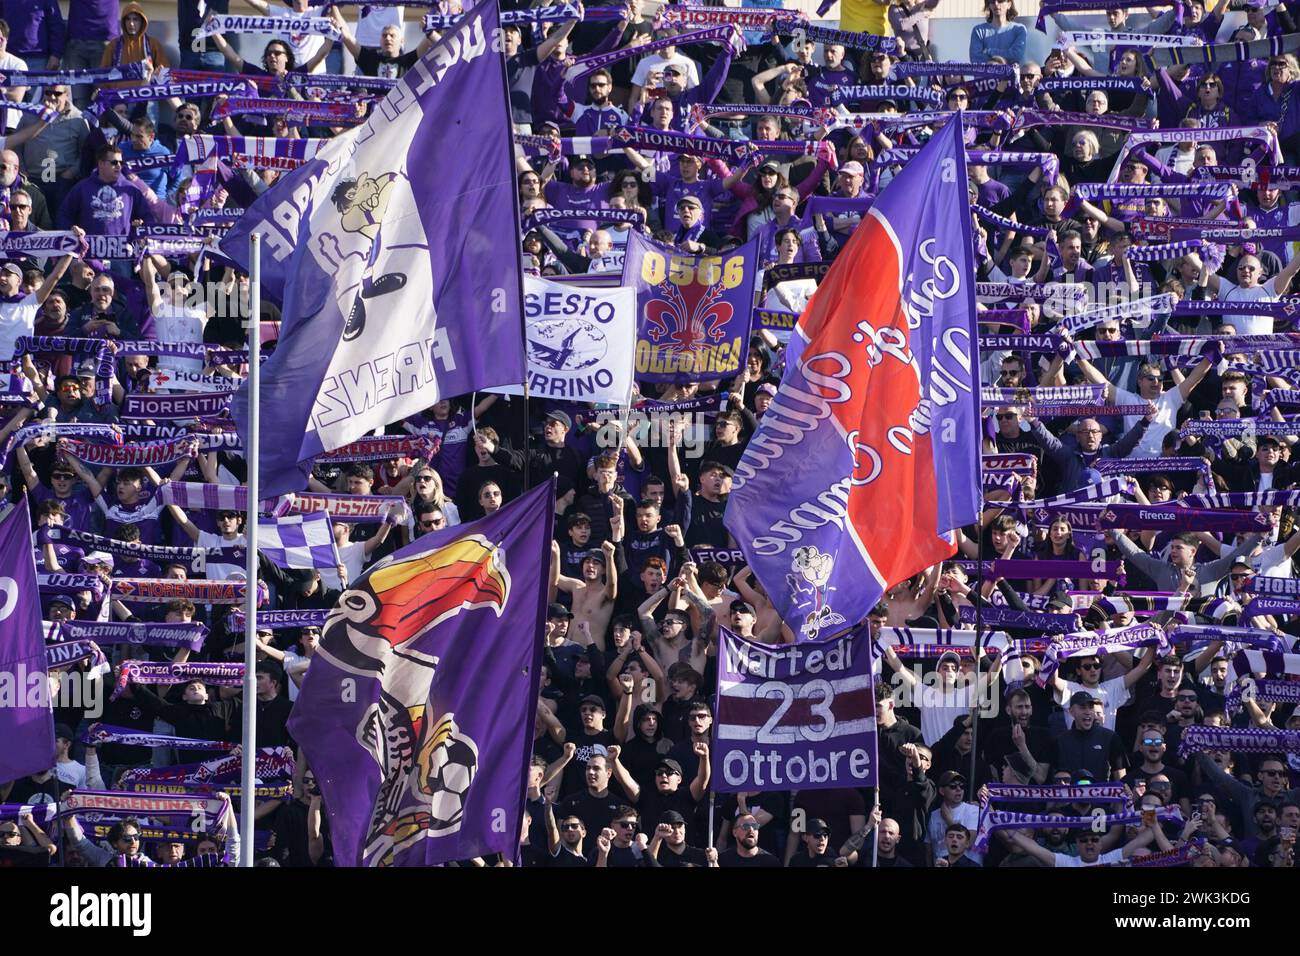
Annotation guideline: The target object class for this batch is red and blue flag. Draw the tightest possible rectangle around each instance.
[725,117,983,640]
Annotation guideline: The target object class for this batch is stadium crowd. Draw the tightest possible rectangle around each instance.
[1,0,1299,870]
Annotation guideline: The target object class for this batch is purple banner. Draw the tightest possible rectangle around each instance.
[624,231,759,385]
[0,506,55,782]
[712,624,877,793]
[288,479,552,868]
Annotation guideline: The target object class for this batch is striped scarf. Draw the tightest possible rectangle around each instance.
[772,20,900,54]
[1177,724,1300,758]
[113,661,245,701]
[177,135,327,171]
[157,481,291,516]
[972,203,1050,239]
[1224,677,1300,715]
[830,85,943,107]
[81,723,239,752]
[1054,293,1177,335]
[1144,32,1300,72]
[1124,241,1206,262]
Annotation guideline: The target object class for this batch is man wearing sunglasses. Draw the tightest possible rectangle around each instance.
[1048,649,1155,731]
[18,86,90,212]
[593,807,651,867]
[57,144,155,239]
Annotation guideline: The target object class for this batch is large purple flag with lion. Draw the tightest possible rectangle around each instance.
[288,481,552,867]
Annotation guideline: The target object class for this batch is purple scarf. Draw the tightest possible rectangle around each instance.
[56,619,208,652]
[957,605,1081,633]
[771,19,900,54]
[227,607,329,631]
[1096,503,1268,533]
[110,578,264,605]
[1224,678,1300,715]
[1177,724,1300,758]
[113,661,245,701]
[608,125,753,164]
[79,725,239,752]
[315,435,436,463]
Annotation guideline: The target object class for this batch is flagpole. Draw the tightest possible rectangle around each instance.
[239,232,262,867]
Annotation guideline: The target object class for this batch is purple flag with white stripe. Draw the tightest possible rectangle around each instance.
[712,624,877,793]
[222,0,526,498]
[0,505,55,782]
[257,512,340,570]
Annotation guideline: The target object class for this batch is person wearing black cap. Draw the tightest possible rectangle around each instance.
[551,538,618,650]
[558,694,619,796]
[542,153,605,248]
[486,408,584,493]
[668,193,726,253]
[619,747,709,846]
[668,452,732,548]
[928,770,981,863]
[1055,690,1128,782]
[787,818,838,867]
[543,601,584,681]
[648,809,714,867]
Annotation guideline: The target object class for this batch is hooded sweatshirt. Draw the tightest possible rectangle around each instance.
[619,703,673,793]
[99,3,169,84]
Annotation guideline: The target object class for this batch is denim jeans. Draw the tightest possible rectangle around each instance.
[61,38,110,108]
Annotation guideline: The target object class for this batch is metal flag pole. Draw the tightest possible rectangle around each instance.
[239,232,262,867]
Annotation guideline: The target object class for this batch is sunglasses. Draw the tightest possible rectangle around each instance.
[1176,695,1199,702]
[119,834,141,842]
[52,473,75,480]
[1141,737,1165,746]
[0,829,19,837]
[995,413,1017,421]
[615,820,638,828]
[560,823,582,831]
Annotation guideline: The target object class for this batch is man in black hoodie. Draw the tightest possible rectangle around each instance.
[615,696,674,794]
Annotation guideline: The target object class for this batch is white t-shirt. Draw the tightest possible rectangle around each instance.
[354,5,403,47]
[1250,540,1294,579]
[631,52,700,89]
[1055,675,1129,730]
[321,539,366,591]
[274,3,330,74]
[197,530,247,581]
[153,302,208,372]
[1053,849,1123,867]
[1113,385,1181,458]
[1216,275,1284,336]
[55,759,87,789]
[0,293,39,362]
[917,682,978,745]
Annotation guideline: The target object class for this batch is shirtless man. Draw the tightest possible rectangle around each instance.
[552,539,618,648]
[637,564,714,674]
[731,565,788,643]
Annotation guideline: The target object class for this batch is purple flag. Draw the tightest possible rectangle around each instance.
[0,505,55,782]
[724,116,982,640]
[287,480,553,867]
[712,624,877,793]
[622,231,759,385]
[222,0,526,498]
